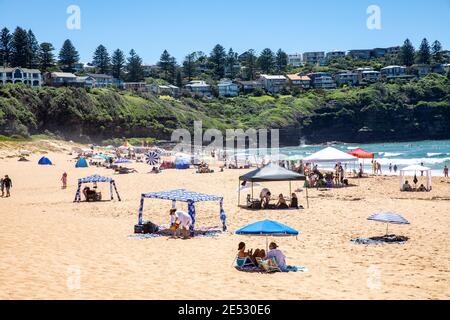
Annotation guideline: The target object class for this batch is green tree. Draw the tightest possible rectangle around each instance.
[10,27,29,67]
[242,49,257,80]
[226,48,238,79]
[111,49,125,80]
[431,40,443,64]
[209,44,227,79]
[126,49,143,82]
[400,39,415,67]
[92,44,111,74]
[58,39,79,72]
[38,42,55,71]
[0,27,12,66]
[26,30,39,69]
[182,52,197,81]
[257,48,275,74]
[417,38,431,65]
[176,69,183,87]
[275,49,288,73]
[158,50,177,82]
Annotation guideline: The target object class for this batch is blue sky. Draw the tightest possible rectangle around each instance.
[0,0,449,64]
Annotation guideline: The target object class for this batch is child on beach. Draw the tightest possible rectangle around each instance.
[61,172,68,189]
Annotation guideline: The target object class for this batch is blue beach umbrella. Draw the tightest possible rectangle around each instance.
[115,158,132,164]
[235,219,299,252]
[368,212,410,235]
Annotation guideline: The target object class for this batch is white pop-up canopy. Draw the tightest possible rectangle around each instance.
[400,165,432,191]
[303,147,358,163]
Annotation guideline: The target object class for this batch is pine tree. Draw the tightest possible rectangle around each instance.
[176,70,182,87]
[258,48,275,74]
[275,49,288,73]
[126,49,143,82]
[158,50,177,82]
[243,49,257,80]
[10,27,29,67]
[38,42,55,71]
[417,38,431,65]
[400,39,415,67]
[209,44,226,79]
[226,48,238,79]
[26,30,39,69]
[431,40,443,64]
[111,49,125,80]
[58,39,79,72]
[182,52,197,81]
[0,27,12,66]
[92,44,111,74]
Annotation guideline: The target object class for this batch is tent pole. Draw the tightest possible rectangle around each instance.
[237,180,240,206]
[251,182,254,200]
[266,236,268,253]
[306,187,309,209]
[289,181,292,198]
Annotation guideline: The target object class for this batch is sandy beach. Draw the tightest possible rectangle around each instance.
[0,142,449,300]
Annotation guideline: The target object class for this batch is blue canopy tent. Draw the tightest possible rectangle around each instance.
[74,174,121,202]
[38,156,52,165]
[75,157,88,168]
[235,219,299,252]
[136,189,227,236]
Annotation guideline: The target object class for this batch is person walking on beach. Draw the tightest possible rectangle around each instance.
[393,164,398,173]
[389,163,392,173]
[61,172,68,189]
[420,162,424,176]
[444,165,449,178]
[3,175,12,197]
[0,176,4,197]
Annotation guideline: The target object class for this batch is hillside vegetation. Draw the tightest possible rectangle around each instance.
[0,74,449,144]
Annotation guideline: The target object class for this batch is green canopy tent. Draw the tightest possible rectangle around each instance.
[238,163,308,208]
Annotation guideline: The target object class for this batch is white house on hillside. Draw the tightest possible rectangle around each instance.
[0,67,42,87]
[259,75,287,93]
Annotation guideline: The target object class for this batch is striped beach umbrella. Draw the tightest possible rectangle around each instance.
[146,151,161,166]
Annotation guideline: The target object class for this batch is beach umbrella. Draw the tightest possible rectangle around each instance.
[367,212,410,235]
[115,158,132,164]
[92,155,107,161]
[235,219,299,252]
[146,151,161,166]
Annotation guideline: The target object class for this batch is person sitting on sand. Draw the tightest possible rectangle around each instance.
[260,188,271,209]
[265,242,287,271]
[290,193,299,209]
[237,242,265,265]
[402,180,412,192]
[169,208,192,239]
[276,194,289,209]
[418,184,427,192]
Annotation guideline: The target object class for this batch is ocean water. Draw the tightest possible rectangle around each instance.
[280,140,450,176]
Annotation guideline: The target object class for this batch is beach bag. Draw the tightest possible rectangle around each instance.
[143,221,159,234]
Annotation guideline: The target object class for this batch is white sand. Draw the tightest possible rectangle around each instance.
[0,148,449,299]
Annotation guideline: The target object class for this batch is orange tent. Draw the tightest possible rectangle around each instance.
[347,147,374,159]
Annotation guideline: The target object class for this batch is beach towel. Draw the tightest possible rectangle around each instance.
[351,235,409,245]
[235,265,308,273]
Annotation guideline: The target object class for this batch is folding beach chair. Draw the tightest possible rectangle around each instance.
[255,257,282,273]
[235,256,256,268]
